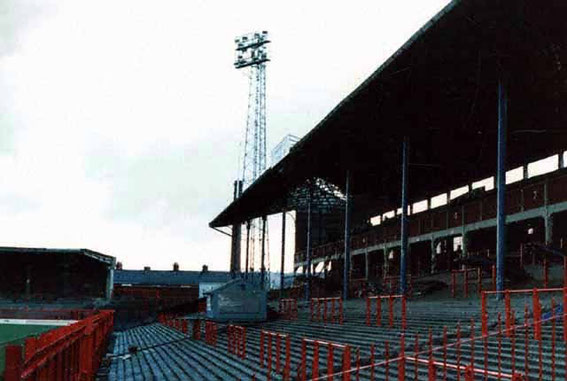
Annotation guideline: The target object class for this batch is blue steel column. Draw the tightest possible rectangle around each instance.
[245,221,250,279]
[261,215,267,288]
[400,137,409,295]
[280,212,286,297]
[343,170,352,300]
[496,79,507,294]
[305,191,312,301]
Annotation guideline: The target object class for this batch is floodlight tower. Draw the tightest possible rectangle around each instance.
[234,31,270,284]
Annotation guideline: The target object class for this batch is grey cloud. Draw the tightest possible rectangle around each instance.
[0,193,39,214]
[85,139,236,235]
[0,1,55,57]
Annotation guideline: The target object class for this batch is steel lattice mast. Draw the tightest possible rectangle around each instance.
[234,31,270,283]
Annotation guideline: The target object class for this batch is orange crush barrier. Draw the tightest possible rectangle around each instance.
[204,321,218,346]
[160,316,215,344]
[279,298,298,320]
[4,310,114,381]
[299,338,351,381]
[310,297,343,324]
[193,319,201,340]
[259,330,291,380]
[158,314,189,334]
[451,268,482,298]
[227,325,246,359]
[320,317,534,381]
[310,289,567,380]
[365,295,406,329]
[480,287,565,338]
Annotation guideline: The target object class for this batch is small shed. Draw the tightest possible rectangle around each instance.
[206,279,266,322]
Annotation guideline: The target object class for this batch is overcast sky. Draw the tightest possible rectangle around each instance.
[0,0,451,271]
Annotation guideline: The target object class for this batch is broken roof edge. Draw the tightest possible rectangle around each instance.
[209,0,461,228]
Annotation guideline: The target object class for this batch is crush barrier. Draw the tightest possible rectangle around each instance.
[451,268,482,298]
[310,297,343,324]
[300,338,352,381]
[158,314,189,334]
[480,287,565,338]
[159,315,222,344]
[204,320,218,346]
[539,256,567,288]
[4,310,114,381]
[279,298,298,320]
[365,295,406,329]
[227,324,246,359]
[259,330,291,380]
[192,319,201,340]
[524,241,567,289]
[315,288,566,381]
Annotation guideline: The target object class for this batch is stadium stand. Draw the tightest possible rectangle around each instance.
[0,247,115,304]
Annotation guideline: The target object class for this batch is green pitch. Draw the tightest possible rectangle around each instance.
[0,323,57,379]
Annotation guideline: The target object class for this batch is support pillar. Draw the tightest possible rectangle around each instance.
[305,190,312,301]
[383,248,389,277]
[496,79,507,295]
[62,260,70,297]
[430,239,436,274]
[462,232,468,259]
[523,165,529,180]
[545,214,553,246]
[25,264,31,300]
[261,215,267,288]
[280,212,286,297]
[106,265,114,301]
[343,170,352,300]
[230,180,243,276]
[245,221,251,279]
[400,137,409,295]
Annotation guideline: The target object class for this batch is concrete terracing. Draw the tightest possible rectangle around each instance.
[101,291,566,380]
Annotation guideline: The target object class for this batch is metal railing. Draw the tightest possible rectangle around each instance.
[4,310,114,381]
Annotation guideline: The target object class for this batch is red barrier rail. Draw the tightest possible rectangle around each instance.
[538,256,567,288]
[161,316,212,343]
[158,314,189,334]
[451,268,481,298]
[480,287,565,337]
[365,295,406,329]
[193,319,201,340]
[259,330,291,380]
[227,325,246,359]
[310,297,343,324]
[315,312,546,381]
[279,298,298,320]
[204,321,217,346]
[312,291,567,380]
[4,310,114,381]
[300,338,351,381]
